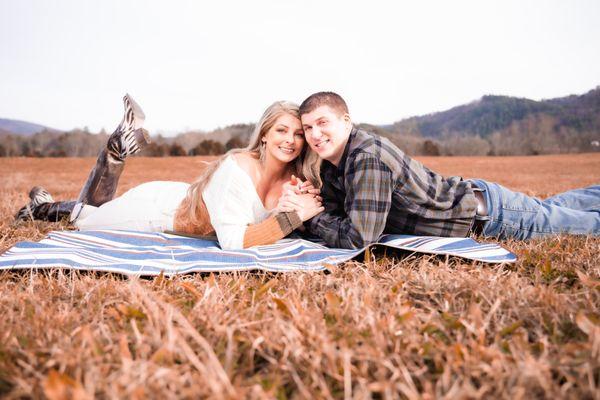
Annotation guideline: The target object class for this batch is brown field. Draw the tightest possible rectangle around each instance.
[0,154,599,399]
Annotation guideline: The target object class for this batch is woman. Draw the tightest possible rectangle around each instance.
[15,95,324,249]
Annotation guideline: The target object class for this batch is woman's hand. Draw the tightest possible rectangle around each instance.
[282,175,320,196]
[276,189,324,222]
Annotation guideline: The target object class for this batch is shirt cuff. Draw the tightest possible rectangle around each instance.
[275,211,303,236]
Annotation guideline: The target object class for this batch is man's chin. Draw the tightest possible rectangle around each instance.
[321,145,339,158]
[312,145,331,157]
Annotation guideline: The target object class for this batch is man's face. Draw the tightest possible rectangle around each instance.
[301,105,351,166]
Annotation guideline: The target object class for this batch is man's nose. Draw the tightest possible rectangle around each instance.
[310,127,322,140]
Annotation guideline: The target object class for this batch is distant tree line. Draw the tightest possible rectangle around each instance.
[0,128,107,157]
[1,121,598,158]
[140,134,249,157]
[0,126,253,158]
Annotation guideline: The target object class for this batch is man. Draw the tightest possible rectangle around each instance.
[298,91,600,249]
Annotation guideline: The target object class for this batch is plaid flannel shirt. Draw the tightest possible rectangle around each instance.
[307,127,478,249]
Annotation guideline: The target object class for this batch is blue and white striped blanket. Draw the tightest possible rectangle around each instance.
[0,230,516,276]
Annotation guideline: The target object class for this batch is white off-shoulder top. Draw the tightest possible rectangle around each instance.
[202,155,272,249]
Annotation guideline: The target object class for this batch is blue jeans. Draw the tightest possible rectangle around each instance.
[470,179,600,240]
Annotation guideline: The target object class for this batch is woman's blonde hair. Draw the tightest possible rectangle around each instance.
[176,100,322,227]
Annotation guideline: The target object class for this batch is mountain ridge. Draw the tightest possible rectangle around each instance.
[389,87,600,138]
[0,118,62,136]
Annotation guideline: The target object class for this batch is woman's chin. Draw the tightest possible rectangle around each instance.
[271,152,300,164]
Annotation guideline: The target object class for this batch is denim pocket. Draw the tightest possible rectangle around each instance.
[496,188,543,239]
[499,189,542,213]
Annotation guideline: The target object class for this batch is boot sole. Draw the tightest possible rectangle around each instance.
[124,93,146,129]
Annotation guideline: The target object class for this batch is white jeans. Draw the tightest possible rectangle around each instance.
[74,181,190,232]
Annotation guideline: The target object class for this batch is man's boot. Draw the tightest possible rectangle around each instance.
[15,186,76,222]
[70,94,150,221]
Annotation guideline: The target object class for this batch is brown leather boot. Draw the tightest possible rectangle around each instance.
[70,94,150,221]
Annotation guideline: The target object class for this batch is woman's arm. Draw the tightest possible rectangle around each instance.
[212,201,322,249]
[242,211,303,248]
[213,189,323,249]
[200,156,323,249]
[174,193,306,248]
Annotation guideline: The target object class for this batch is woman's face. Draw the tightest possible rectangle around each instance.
[262,113,305,164]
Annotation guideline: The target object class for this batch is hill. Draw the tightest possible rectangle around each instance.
[0,118,62,136]
[390,87,600,138]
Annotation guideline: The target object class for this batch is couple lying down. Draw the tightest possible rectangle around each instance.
[16,92,600,249]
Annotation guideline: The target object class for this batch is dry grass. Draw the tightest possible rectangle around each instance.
[0,155,599,399]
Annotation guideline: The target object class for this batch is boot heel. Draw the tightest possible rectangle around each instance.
[70,202,84,222]
[134,128,151,146]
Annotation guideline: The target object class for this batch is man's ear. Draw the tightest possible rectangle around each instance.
[343,113,352,130]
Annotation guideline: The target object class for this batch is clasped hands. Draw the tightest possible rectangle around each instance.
[276,175,324,222]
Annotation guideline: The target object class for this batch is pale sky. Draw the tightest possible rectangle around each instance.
[1,0,599,135]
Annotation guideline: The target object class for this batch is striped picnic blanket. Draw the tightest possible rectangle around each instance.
[0,230,516,276]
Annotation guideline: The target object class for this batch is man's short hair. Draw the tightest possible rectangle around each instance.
[299,92,349,117]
